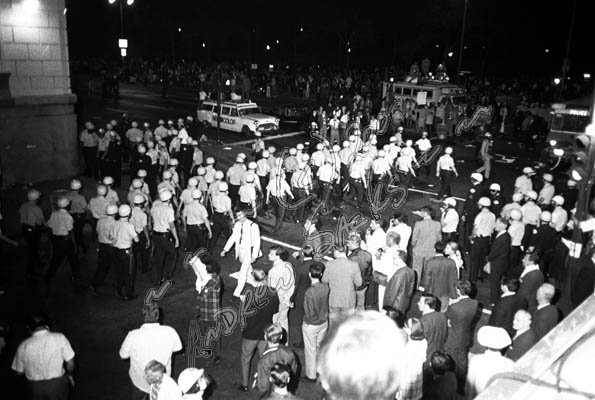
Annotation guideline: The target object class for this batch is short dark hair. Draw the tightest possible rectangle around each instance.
[456,280,473,296]
[524,251,540,264]
[501,275,520,292]
[27,313,51,332]
[395,250,407,263]
[421,294,440,312]
[143,303,160,323]
[270,363,292,388]
[302,245,314,257]
[434,241,446,254]
[430,351,454,375]
[335,245,346,253]
[496,217,509,228]
[380,219,390,231]
[200,254,220,275]
[392,212,407,224]
[421,206,435,219]
[264,324,284,344]
[270,246,290,261]
[383,306,406,328]
[310,262,325,279]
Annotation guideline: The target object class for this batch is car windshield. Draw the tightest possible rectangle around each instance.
[239,106,259,116]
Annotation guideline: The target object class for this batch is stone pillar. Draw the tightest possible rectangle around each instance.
[0,0,77,186]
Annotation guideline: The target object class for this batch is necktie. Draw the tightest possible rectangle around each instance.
[150,383,160,400]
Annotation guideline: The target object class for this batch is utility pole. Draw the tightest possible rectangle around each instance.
[456,0,468,82]
[559,0,577,100]
[216,65,222,144]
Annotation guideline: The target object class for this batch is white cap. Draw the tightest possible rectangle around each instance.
[445,147,453,154]
[188,177,198,187]
[478,197,491,207]
[235,155,244,162]
[167,119,174,125]
[406,140,413,146]
[206,157,215,165]
[397,126,404,132]
[131,178,143,189]
[471,173,484,182]
[191,189,202,199]
[332,145,341,152]
[552,195,565,205]
[131,121,138,128]
[543,173,553,182]
[169,158,179,166]
[443,197,456,207]
[389,136,397,143]
[197,167,206,175]
[163,170,173,180]
[541,211,552,222]
[512,193,523,202]
[289,148,297,155]
[301,154,310,162]
[178,368,206,394]
[147,141,155,149]
[218,182,228,192]
[106,204,118,215]
[158,119,165,125]
[510,209,522,221]
[192,140,199,146]
[489,183,501,191]
[133,194,146,204]
[118,204,131,217]
[159,189,173,202]
[296,143,304,150]
[237,153,247,159]
[214,171,224,179]
[268,146,276,153]
[262,150,270,158]
[568,179,577,187]
[70,179,82,190]
[349,135,356,142]
[56,196,70,208]
[248,161,257,170]
[523,167,535,175]
[342,140,350,148]
[245,173,255,183]
[138,169,147,178]
[103,176,114,185]
[143,122,150,128]
[97,185,107,196]
[477,326,511,350]
[27,189,41,201]
[138,145,146,154]
[378,150,386,157]
[526,190,538,200]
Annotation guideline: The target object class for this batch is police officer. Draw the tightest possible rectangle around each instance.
[521,190,541,248]
[178,177,198,219]
[131,144,152,181]
[67,179,89,253]
[112,204,139,300]
[371,150,391,187]
[131,194,151,274]
[436,147,458,199]
[475,132,493,179]
[145,142,159,196]
[90,204,118,294]
[441,197,460,243]
[207,171,225,211]
[19,189,46,278]
[205,157,216,183]
[256,151,272,215]
[469,197,495,283]
[184,189,212,253]
[488,183,505,217]
[47,196,81,285]
[238,173,258,217]
[208,182,234,253]
[310,143,325,178]
[154,119,168,142]
[316,158,339,213]
[514,167,535,196]
[196,167,209,200]
[159,171,178,208]
[266,172,295,233]
[89,184,110,237]
[347,153,368,208]
[284,148,299,184]
[551,195,568,233]
[291,156,313,224]
[150,189,180,285]
[461,173,488,253]
[80,122,99,179]
[103,131,123,187]
[501,193,523,220]
[102,176,120,205]
[252,131,265,160]
[227,155,246,207]
[538,173,555,210]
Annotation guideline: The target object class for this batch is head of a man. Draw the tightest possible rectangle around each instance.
[200,254,221,276]
[430,351,454,376]
[456,280,473,298]
[144,360,166,386]
[495,217,509,233]
[269,362,292,390]
[251,268,267,286]
[536,283,555,305]
[268,246,288,263]
[386,232,401,248]
[522,252,540,267]
[309,262,325,282]
[347,232,362,251]
[142,303,160,324]
[418,294,440,314]
[500,275,520,294]
[513,309,532,333]
[333,245,347,259]
[264,324,284,345]
[434,241,446,255]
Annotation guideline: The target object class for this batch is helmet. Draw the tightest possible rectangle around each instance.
[188,177,198,187]
[522,167,535,175]
[378,150,386,157]
[133,194,146,204]
[197,167,206,175]
[56,196,70,208]
[568,179,577,187]
[186,115,194,121]
[178,368,205,394]
[85,121,94,130]
[489,183,501,191]
[143,122,150,128]
[235,156,244,163]
[255,131,262,137]
[167,120,174,125]
[70,179,82,190]
[191,140,199,146]
[510,209,523,221]
[138,145,146,154]
[316,143,324,150]
[443,197,457,207]
[397,126,404,132]
[540,211,552,222]
[245,173,255,183]
[206,157,215,165]
[163,170,173,180]
[301,154,310,162]
[218,182,228,192]
[512,193,523,202]
[262,150,270,158]
[445,147,453,154]
[169,158,179,166]
[131,121,138,128]
[268,146,276,153]
[118,204,131,217]
[131,178,143,189]
[526,191,538,201]
[289,148,297,155]
[103,176,114,185]
[237,153,247,159]
[484,132,492,137]
[543,173,553,182]
[159,189,172,202]
[406,140,413,147]
[332,145,341,152]
[137,169,147,178]
[342,140,350,148]
[552,195,565,206]
[214,171,224,179]
[106,204,118,215]
[470,173,484,183]
[389,136,397,143]
[296,143,304,150]
[478,197,491,207]
[97,185,107,196]
[349,135,356,142]
[158,119,165,125]
[248,161,257,170]
[191,189,202,199]
[371,138,378,145]
[27,189,41,201]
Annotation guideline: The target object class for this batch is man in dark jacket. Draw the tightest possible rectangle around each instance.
[421,241,458,310]
[383,250,415,314]
[486,218,511,305]
[489,275,528,337]
[529,211,558,277]
[518,252,544,314]
[506,310,538,361]
[444,280,479,394]
[461,173,488,252]
[419,294,448,360]
[256,324,298,398]
[288,246,315,348]
[532,283,561,340]
[347,233,373,311]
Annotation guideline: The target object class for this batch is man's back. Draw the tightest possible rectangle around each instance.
[323,258,361,309]
[257,345,298,394]
[422,255,457,299]
[488,294,528,337]
[532,304,560,340]
[445,298,479,350]
[243,285,280,340]
[421,311,448,359]
[518,270,544,313]
[383,267,415,313]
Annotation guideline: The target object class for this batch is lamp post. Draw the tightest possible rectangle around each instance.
[456,0,468,82]
[108,0,133,56]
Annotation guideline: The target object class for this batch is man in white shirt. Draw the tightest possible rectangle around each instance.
[144,360,183,400]
[119,304,182,399]
[267,246,296,336]
[388,212,412,252]
[470,197,495,283]
[436,147,458,199]
[415,131,432,178]
[440,198,460,243]
[514,167,534,195]
[550,196,568,232]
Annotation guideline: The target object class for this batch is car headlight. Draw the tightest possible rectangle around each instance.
[254,121,259,126]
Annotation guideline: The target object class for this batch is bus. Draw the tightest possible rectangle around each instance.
[546,95,593,159]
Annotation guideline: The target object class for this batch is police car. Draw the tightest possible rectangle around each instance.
[196,99,280,135]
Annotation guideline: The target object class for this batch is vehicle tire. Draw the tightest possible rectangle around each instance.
[242,125,252,136]
[202,120,211,129]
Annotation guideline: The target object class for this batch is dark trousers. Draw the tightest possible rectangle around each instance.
[209,213,230,253]
[318,182,333,213]
[198,320,221,358]
[186,224,208,253]
[47,235,80,281]
[347,178,365,206]
[397,170,411,187]
[289,306,305,345]
[258,175,269,213]
[438,170,454,198]
[271,197,287,231]
[229,183,240,208]
[83,146,99,178]
[489,265,507,305]
[22,225,42,276]
[129,383,148,400]
[71,213,87,251]
[469,236,490,282]
[444,346,469,395]
[113,247,135,297]
[509,246,522,274]
[93,243,113,286]
[133,235,150,273]
[365,281,379,310]
[442,231,459,244]
[27,375,69,400]
[151,233,177,282]
[294,188,310,222]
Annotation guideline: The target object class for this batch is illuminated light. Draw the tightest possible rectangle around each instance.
[120,48,127,57]
[464,46,467,49]
[63,7,67,14]
[118,38,128,48]
[126,0,134,5]
[225,80,230,86]
[347,48,351,53]
[389,77,394,82]
[202,43,206,48]
[571,169,582,181]
[448,52,453,57]
[300,27,304,32]
[269,64,274,69]
[569,110,589,116]
[23,0,39,12]
[435,44,439,48]
[553,148,564,157]
[549,139,557,147]
[108,0,116,3]
[545,49,550,53]
[266,45,270,50]
[276,39,279,44]
[554,78,561,85]
[178,27,181,32]
[584,73,591,80]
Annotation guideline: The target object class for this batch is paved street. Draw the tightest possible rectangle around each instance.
[0,82,556,399]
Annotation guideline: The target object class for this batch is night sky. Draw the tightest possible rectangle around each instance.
[66,0,593,77]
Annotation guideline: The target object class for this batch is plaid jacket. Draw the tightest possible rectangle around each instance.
[197,276,221,322]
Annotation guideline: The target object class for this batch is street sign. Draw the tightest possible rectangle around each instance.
[416,91,427,105]
[120,48,127,57]
[118,38,128,49]
[251,64,258,70]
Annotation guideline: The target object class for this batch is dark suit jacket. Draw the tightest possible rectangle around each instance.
[422,255,458,300]
[518,269,544,313]
[290,259,314,316]
[488,293,528,337]
[532,304,560,340]
[383,266,415,313]
[445,297,479,351]
[421,311,448,360]
[506,329,538,361]
[530,225,558,256]
[487,232,511,273]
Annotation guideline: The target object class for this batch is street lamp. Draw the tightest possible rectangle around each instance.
[108,0,134,39]
[456,0,469,82]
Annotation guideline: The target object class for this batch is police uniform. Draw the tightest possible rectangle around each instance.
[436,153,456,198]
[47,209,80,282]
[227,163,246,206]
[462,183,487,252]
[19,201,45,276]
[150,202,177,284]
[184,200,210,252]
[208,193,233,253]
[89,195,109,235]
[469,208,495,283]
[395,154,414,187]
[112,218,138,298]
[67,191,88,252]
[317,162,338,211]
[92,213,116,289]
[266,176,293,232]
[490,193,505,217]
[347,156,367,207]
[291,166,313,223]
[283,155,299,185]
[131,206,149,273]
[80,128,99,178]
[238,183,257,215]
[256,159,271,214]
[106,188,119,205]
